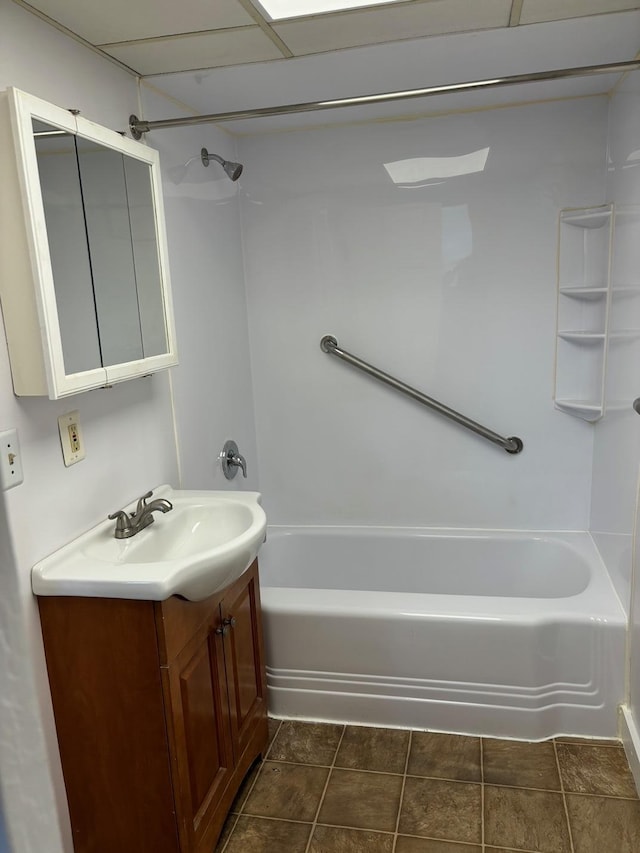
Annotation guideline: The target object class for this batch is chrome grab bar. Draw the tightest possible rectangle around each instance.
[320,335,523,455]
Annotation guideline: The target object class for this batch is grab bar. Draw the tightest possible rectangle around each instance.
[320,335,523,455]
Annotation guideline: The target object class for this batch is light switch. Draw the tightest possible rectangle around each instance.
[58,411,85,467]
[0,429,24,490]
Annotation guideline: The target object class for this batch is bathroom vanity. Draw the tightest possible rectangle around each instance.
[37,559,267,853]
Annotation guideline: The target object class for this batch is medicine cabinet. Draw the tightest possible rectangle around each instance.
[0,88,178,399]
[554,204,640,421]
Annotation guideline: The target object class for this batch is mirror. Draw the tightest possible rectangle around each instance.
[33,119,169,375]
[0,88,177,399]
[33,120,100,375]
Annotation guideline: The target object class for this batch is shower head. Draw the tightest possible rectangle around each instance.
[201,148,243,181]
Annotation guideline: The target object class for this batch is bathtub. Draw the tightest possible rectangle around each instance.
[258,528,626,741]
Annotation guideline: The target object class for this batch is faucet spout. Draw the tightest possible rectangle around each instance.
[135,498,173,532]
[108,491,173,539]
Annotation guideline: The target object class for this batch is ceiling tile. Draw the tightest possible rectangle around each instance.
[521,0,640,25]
[274,0,512,55]
[101,28,285,75]
[23,0,256,44]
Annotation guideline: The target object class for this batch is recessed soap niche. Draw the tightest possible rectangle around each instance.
[554,204,640,421]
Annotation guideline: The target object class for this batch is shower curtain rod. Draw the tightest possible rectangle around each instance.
[129,59,640,138]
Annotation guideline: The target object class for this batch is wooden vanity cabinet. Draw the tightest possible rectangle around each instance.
[37,559,268,853]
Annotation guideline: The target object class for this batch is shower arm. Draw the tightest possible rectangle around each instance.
[128,59,640,137]
[320,335,523,455]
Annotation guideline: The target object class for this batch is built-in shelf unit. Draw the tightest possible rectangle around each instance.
[554,204,640,421]
[554,205,613,421]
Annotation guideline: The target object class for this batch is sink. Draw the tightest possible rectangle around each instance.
[32,487,267,601]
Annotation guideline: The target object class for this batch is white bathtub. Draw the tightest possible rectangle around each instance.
[258,528,626,741]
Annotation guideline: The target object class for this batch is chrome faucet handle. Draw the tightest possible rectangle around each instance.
[108,509,135,539]
[233,452,247,478]
[134,490,154,518]
[221,440,247,479]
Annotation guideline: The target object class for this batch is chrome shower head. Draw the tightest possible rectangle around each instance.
[201,148,243,181]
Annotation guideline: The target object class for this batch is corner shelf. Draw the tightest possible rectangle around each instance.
[554,204,640,421]
[554,400,604,421]
[560,209,612,229]
[554,205,613,421]
[557,331,605,342]
[558,287,607,298]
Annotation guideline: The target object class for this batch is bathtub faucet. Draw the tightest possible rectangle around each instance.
[220,439,248,479]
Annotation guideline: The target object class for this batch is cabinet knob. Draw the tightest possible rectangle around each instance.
[216,617,236,636]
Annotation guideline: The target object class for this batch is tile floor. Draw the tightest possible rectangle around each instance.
[216,719,640,853]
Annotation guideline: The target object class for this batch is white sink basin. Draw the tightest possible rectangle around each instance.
[32,487,267,601]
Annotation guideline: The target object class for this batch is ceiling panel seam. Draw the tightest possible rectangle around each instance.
[97,24,268,49]
[238,0,294,57]
[509,0,524,26]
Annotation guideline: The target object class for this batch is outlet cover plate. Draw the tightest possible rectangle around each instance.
[58,411,85,467]
[0,429,24,490]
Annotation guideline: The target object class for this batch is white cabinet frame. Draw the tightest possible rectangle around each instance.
[0,88,178,399]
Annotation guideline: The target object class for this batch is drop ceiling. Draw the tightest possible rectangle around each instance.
[14,0,640,76]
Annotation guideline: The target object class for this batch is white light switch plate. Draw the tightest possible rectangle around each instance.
[58,411,86,467]
[0,429,24,490]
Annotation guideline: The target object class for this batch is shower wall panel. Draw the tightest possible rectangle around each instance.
[140,86,259,493]
[591,71,640,613]
[239,97,608,529]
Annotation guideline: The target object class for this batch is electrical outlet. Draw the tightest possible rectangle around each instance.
[58,411,85,467]
[0,429,24,490]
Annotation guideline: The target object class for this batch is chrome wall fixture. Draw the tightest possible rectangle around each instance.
[220,439,248,479]
[320,335,523,454]
[129,60,640,137]
[201,148,243,181]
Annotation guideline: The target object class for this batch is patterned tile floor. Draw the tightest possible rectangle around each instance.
[215,719,640,853]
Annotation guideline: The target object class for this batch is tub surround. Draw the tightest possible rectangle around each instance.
[259,528,626,741]
[239,98,607,532]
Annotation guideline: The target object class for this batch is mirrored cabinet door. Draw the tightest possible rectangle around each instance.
[33,120,103,376]
[0,87,177,399]
[123,156,170,359]
[75,137,145,367]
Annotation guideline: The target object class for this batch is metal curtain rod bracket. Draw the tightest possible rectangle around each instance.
[129,59,640,137]
[320,335,523,455]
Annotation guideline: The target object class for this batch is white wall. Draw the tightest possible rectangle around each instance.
[590,71,640,614]
[0,4,179,850]
[600,69,640,762]
[239,97,607,528]
[141,87,259,492]
[0,488,20,853]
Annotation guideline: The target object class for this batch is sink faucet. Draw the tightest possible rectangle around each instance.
[108,490,173,539]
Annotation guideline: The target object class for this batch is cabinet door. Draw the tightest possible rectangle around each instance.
[38,597,180,853]
[221,560,268,760]
[163,617,234,853]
